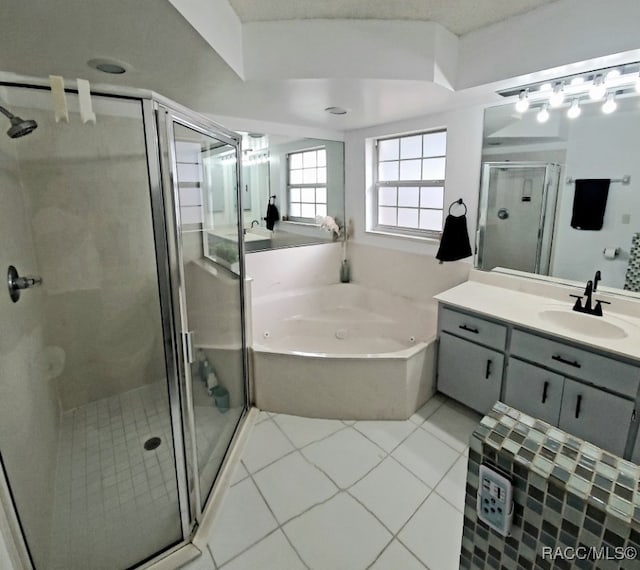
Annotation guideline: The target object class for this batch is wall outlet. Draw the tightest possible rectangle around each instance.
[477,464,514,536]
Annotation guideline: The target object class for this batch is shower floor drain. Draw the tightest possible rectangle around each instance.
[144,437,162,451]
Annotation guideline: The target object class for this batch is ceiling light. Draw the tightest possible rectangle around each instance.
[567,98,581,119]
[325,106,348,115]
[589,75,606,100]
[549,83,565,107]
[515,89,529,113]
[87,58,129,75]
[602,92,617,114]
[537,104,550,123]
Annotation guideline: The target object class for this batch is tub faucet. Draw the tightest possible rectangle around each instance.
[251,219,260,228]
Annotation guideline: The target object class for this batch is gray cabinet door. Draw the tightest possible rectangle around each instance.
[438,332,503,415]
[504,358,564,426]
[558,378,634,457]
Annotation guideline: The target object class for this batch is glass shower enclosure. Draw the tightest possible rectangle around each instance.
[477,162,561,275]
[0,77,248,569]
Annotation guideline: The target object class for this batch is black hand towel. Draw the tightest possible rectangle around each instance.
[265,202,280,230]
[436,213,472,262]
[570,179,610,230]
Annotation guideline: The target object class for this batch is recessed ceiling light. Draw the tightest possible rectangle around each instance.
[325,106,348,115]
[87,58,129,75]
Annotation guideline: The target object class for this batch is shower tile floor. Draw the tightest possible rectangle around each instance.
[47,381,231,570]
[186,394,480,570]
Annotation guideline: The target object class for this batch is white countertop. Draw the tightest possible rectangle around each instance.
[434,281,640,362]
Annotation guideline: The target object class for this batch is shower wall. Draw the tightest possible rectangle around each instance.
[0,128,59,567]
[13,98,165,410]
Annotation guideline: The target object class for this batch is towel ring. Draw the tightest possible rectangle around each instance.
[448,199,467,216]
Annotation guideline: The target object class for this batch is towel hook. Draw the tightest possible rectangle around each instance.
[448,198,467,216]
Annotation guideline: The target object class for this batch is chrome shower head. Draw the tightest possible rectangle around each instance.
[0,105,38,139]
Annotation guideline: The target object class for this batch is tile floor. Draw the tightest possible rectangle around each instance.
[184,394,481,570]
[48,382,182,570]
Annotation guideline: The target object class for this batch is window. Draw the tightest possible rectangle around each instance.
[288,147,327,221]
[374,130,446,238]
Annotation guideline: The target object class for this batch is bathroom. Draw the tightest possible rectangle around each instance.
[1,1,640,569]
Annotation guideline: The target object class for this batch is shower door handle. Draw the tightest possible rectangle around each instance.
[182,331,195,364]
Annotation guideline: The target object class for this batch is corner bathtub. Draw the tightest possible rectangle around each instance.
[251,283,437,420]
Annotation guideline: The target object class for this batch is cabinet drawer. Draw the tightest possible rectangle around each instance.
[439,307,507,351]
[511,329,640,398]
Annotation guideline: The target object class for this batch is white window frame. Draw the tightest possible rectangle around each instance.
[287,147,328,223]
[373,129,447,239]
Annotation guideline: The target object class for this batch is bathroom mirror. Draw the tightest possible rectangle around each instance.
[478,92,640,297]
[236,134,345,252]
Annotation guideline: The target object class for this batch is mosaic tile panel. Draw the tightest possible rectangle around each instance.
[461,402,640,570]
[624,232,640,293]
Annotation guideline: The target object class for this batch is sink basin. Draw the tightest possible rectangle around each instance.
[538,309,628,339]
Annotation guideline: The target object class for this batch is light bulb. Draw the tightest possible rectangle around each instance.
[515,89,529,113]
[549,83,565,108]
[606,69,620,80]
[590,75,606,100]
[602,92,617,114]
[567,99,581,119]
[537,104,550,123]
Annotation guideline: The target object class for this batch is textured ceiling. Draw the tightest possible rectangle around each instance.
[227,0,559,35]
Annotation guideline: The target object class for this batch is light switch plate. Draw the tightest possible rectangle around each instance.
[477,464,513,536]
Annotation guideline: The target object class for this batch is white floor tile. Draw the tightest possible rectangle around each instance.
[229,461,248,486]
[369,539,427,570]
[284,493,391,570]
[302,428,386,488]
[208,478,278,565]
[241,420,295,473]
[253,452,337,523]
[222,530,306,570]
[350,457,430,533]
[255,410,272,425]
[353,420,417,453]
[409,394,447,425]
[398,493,464,570]
[391,428,459,487]
[273,413,345,448]
[421,402,481,453]
[435,454,468,513]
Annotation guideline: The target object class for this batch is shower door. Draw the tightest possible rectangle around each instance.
[157,106,248,521]
[477,162,561,274]
[0,87,185,569]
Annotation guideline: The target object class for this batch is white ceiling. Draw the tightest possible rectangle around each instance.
[228,0,559,36]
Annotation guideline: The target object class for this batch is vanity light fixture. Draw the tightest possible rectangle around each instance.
[549,82,565,107]
[606,69,621,80]
[602,92,617,114]
[515,89,530,112]
[589,75,607,100]
[570,77,585,86]
[539,82,552,92]
[567,98,581,119]
[537,104,550,123]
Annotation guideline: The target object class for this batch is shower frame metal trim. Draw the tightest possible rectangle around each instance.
[0,71,252,569]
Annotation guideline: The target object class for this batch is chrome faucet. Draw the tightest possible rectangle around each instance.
[251,219,260,228]
[570,271,610,317]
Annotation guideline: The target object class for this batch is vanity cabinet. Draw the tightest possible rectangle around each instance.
[503,358,563,426]
[437,303,640,459]
[438,332,504,414]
